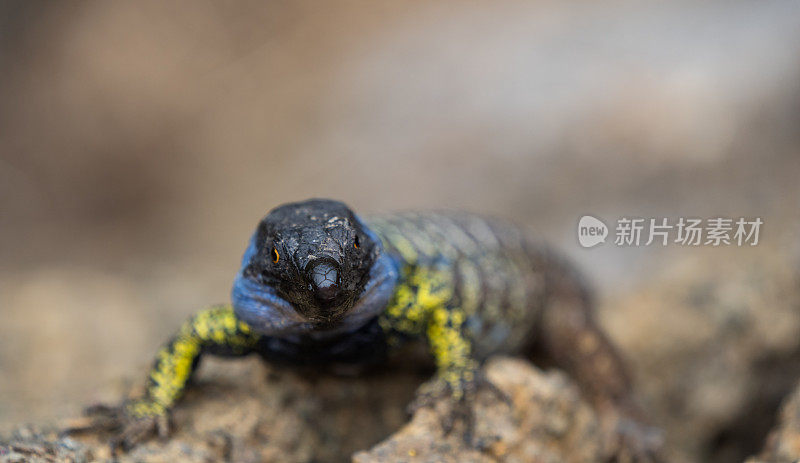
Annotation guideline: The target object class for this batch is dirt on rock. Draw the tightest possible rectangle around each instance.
[746,379,800,463]
[354,358,608,463]
[603,246,800,462]
[0,357,615,463]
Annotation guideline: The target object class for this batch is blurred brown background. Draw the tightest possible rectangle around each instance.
[1,1,800,461]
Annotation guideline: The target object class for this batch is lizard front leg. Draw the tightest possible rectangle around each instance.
[413,303,510,447]
[88,304,262,451]
[425,305,478,401]
[383,263,505,445]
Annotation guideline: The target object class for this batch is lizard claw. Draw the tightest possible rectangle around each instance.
[598,410,665,463]
[611,417,665,463]
[63,399,170,454]
[409,369,509,448]
[110,411,169,454]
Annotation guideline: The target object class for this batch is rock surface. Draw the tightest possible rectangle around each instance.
[353,358,606,463]
[747,379,800,463]
[603,246,800,462]
[0,357,611,463]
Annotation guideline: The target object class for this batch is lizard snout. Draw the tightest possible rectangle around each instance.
[308,261,340,303]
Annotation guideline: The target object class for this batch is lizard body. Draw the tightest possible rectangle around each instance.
[110,199,655,457]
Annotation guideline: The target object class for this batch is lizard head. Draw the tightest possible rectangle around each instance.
[236,198,381,328]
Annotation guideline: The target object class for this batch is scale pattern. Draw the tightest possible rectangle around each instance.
[367,212,551,364]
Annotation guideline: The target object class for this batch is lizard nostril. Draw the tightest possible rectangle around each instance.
[309,262,340,302]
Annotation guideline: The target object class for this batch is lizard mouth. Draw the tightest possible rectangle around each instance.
[297,292,356,326]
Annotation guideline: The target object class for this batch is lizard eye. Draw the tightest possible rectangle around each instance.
[354,235,360,249]
[271,247,280,263]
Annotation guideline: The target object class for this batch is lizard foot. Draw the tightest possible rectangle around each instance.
[605,415,665,463]
[63,400,170,454]
[409,369,510,449]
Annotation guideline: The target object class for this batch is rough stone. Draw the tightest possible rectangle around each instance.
[1,357,611,463]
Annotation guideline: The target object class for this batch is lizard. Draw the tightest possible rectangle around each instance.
[87,198,661,459]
